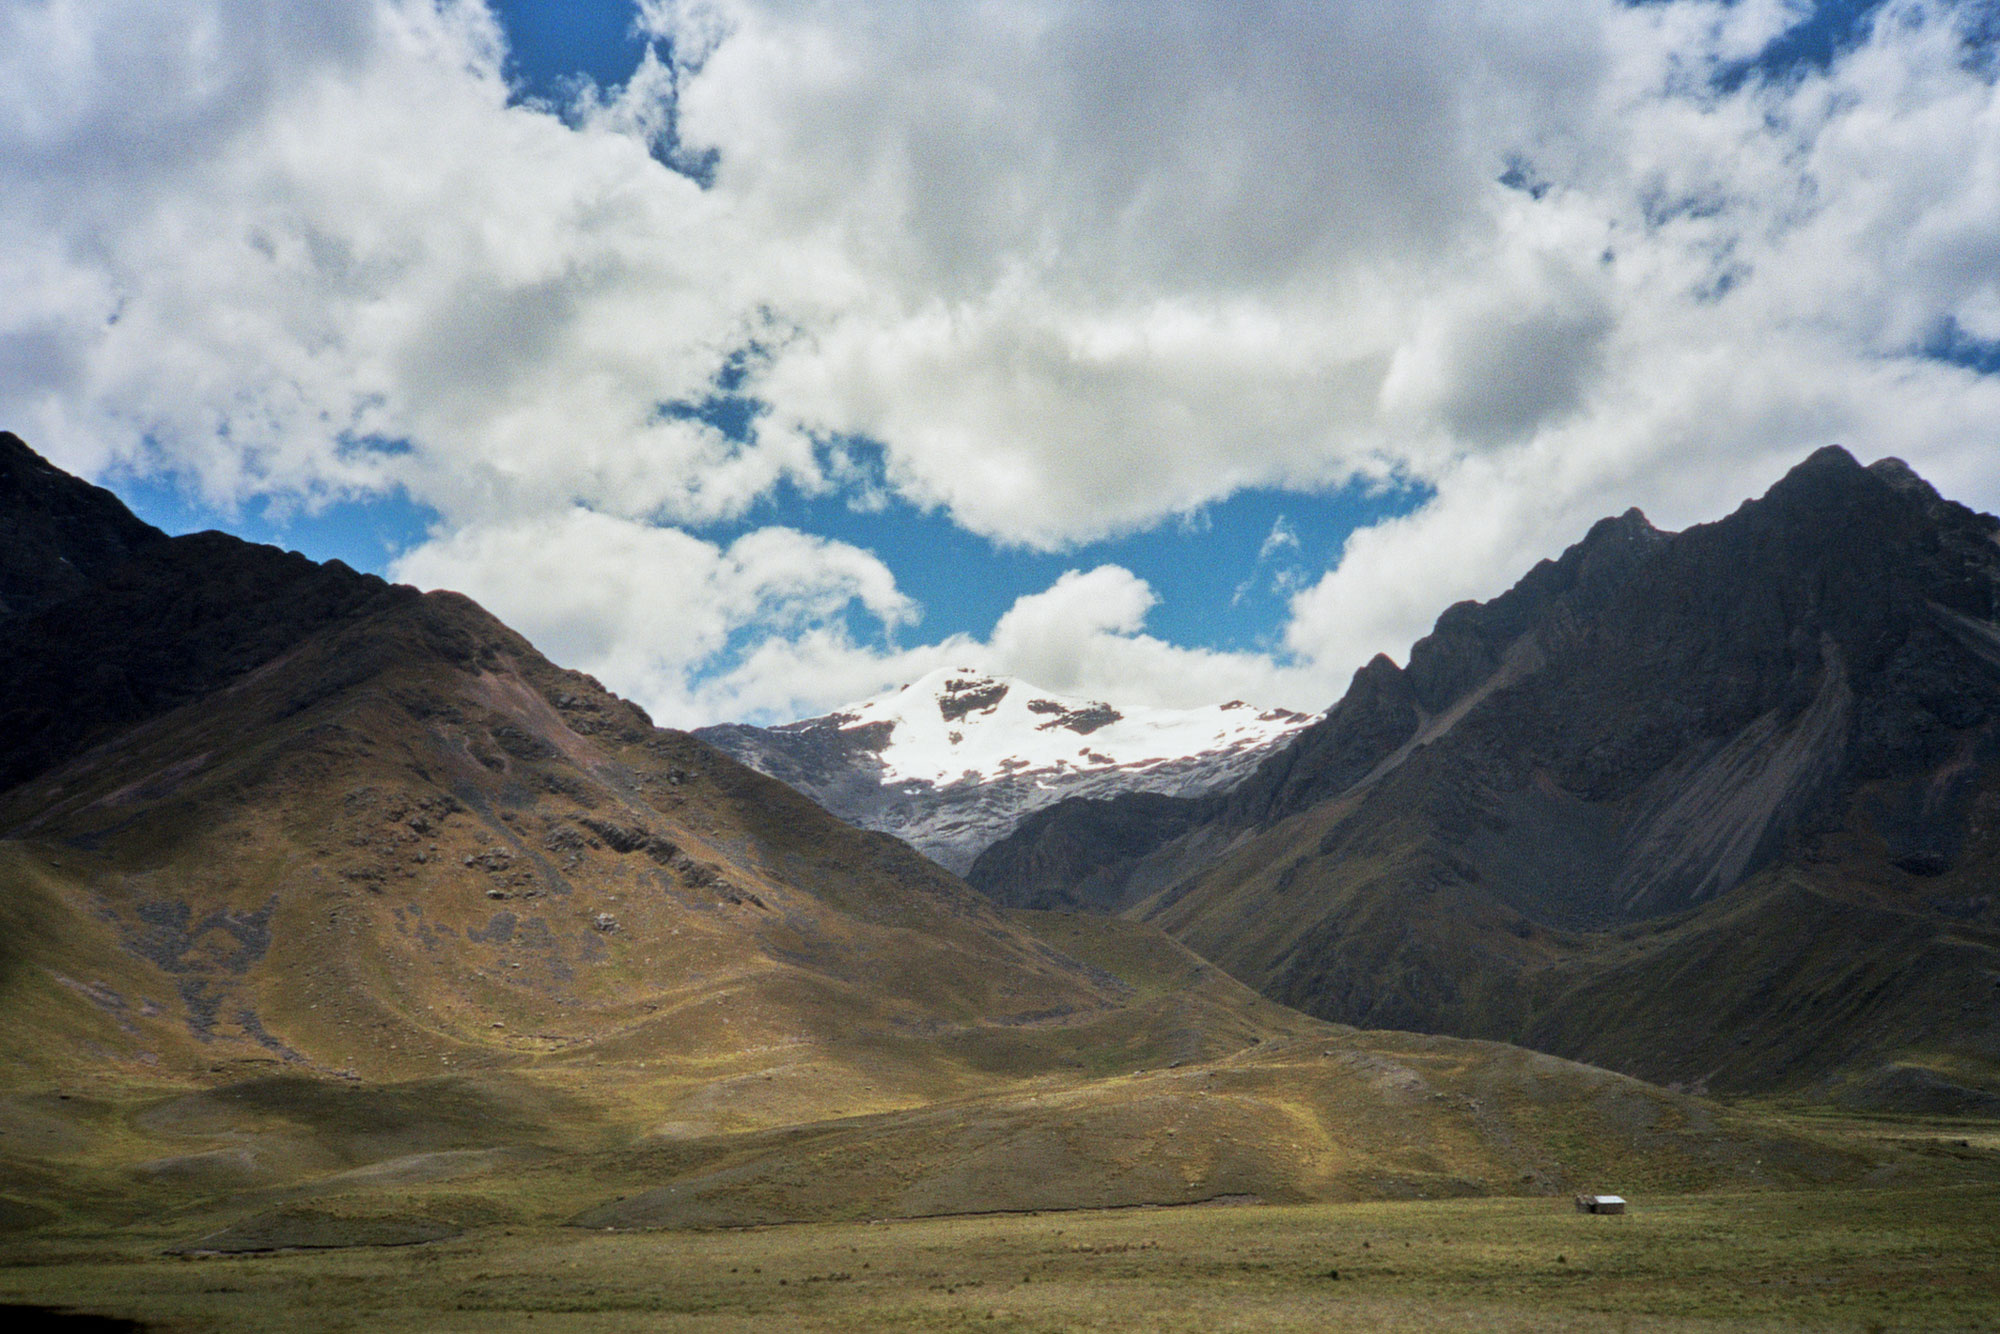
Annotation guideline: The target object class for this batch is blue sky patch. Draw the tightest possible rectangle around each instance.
[488,0,650,101]
[1715,0,1892,91]
[1922,316,2000,375]
[110,440,1432,666]
[693,458,1432,657]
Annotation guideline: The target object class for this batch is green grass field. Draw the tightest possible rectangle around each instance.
[4,1183,1999,1331]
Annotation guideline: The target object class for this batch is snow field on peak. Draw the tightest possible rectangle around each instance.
[835,667,1314,789]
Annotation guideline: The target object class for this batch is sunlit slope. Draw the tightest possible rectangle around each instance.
[0,586,1131,1092]
[3,915,1981,1248]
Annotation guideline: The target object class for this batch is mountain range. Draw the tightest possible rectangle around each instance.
[967,447,2000,1112]
[4,428,1902,1252]
[696,669,1313,873]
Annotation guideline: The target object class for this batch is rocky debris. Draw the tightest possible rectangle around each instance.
[577,817,678,864]
[541,674,657,743]
[671,854,719,887]
[490,723,556,762]
[591,912,618,933]
[108,896,278,1042]
[347,790,462,837]
[341,865,389,890]
[939,677,1010,721]
[538,770,598,806]
[577,818,648,853]
[543,824,587,855]
[664,853,765,909]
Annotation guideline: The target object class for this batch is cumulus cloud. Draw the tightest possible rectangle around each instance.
[394,523,1309,723]
[5,0,2000,721]
[0,0,803,523]
[979,566,1314,709]
[390,509,920,723]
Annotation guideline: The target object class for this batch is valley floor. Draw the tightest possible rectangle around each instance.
[5,1182,1999,1332]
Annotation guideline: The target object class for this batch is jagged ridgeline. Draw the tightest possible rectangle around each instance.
[969,448,2000,1112]
[0,429,1948,1244]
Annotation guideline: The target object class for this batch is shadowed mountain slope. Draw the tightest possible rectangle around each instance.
[969,448,2000,1108]
[0,431,166,625]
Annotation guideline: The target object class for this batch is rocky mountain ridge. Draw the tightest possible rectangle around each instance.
[697,667,1313,872]
[968,447,2000,1109]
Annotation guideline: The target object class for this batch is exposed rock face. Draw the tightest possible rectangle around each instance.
[968,447,2000,1106]
[698,669,1314,873]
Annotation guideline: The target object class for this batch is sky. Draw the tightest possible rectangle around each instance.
[3,0,1998,726]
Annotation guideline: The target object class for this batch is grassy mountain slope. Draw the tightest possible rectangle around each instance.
[0,580,1127,1093]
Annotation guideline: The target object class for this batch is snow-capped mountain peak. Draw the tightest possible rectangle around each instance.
[696,670,1317,873]
[830,667,1311,789]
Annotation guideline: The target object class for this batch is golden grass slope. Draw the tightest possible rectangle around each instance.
[0,588,1121,1094]
[0,904,1989,1252]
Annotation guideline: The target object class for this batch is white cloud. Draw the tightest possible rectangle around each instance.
[389,509,919,724]
[392,523,1311,723]
[5,0,2000,723]
[982,566,1312,710]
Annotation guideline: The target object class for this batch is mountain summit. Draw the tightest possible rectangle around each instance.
[697,668,1314,872]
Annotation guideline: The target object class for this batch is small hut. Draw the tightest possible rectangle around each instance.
[1574,1194,1626,1214]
